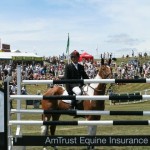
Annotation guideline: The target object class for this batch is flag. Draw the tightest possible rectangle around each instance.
[66,33,69,53]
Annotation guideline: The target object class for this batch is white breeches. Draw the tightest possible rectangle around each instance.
[72,86,82,95]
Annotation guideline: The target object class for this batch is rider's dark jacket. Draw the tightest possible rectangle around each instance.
[64,63,89,95]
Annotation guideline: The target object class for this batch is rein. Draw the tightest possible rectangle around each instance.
[88,84,105,92]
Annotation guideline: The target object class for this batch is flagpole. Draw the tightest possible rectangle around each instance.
[67,33,70,64]
[66,33,70,64]
[67,44,69,64]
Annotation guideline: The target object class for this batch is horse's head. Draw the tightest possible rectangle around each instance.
[98,65,112,79]
[98,57,112,79]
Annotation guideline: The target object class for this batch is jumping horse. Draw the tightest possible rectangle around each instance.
[41,58,112,150]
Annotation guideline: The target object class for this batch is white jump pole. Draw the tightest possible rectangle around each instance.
[9,120,150,126]
[16,65,21,136]
[22,78,150,84]
[9,95,150,100]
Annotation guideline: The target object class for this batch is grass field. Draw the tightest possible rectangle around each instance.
[10,83,150,150]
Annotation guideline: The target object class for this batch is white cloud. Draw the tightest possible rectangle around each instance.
[106,34,144,46]
[0,0,150,57]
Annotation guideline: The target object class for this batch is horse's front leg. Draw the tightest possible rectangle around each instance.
[41,114,51,150]
[49,114,60,150]
[86,116,101,150]
[87,125,97,150]
[87,115,100,136]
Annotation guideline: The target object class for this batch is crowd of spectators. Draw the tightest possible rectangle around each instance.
[113,60,150,79]
[0,53,150,96]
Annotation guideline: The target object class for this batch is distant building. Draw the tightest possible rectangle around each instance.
[1,44,11,52]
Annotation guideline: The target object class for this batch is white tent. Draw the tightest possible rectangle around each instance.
[0,52,42,60]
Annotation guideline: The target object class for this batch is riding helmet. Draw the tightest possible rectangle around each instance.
[70,50,80,58]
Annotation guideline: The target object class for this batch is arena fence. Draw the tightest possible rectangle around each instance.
[4,66,150,149]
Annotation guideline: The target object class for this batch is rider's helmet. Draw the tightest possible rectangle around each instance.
[70,50,80,58]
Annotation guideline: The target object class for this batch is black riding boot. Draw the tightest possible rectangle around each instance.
[70,100,77,109]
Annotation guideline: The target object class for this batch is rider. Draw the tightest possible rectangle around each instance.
[64,50,89,109]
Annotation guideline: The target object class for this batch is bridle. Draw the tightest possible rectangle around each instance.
[87,84,105,92]
[101,65,112,79]
[85,65,112,93]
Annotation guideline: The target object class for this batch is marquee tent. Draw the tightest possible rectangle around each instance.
[0,52,43,61]
[79,52,94,62]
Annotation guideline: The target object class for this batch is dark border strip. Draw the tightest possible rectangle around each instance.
[53,79,84,84]
[110,111,143,115]
[115,79,146,83]
[109,95,142,100]
[113,120,149,125]
[44,110,76,115]
[43,121,78,125]
[43,95,76,100]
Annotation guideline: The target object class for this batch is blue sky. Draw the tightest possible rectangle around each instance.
[0,0,150,58]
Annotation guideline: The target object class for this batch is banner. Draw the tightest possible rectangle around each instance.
[12,56,43,61]
[13,135,150,146]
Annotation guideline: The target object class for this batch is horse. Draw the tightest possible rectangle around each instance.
[41,58,112,150]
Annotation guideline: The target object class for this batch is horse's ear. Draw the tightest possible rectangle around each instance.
[108,54,112,66]
[101,58,104,65]
[108,58,111,66]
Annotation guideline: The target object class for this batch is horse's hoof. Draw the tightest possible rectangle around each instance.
[52,146,58,150]
[43,147,47,150]
[87,146,94,150]
[41,125,47,135]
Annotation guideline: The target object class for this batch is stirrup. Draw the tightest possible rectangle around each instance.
[70,106,76,110]
[70,104,77,110]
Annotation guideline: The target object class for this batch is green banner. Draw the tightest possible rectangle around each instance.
[12,56,43,61]
[12,56,23,60]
